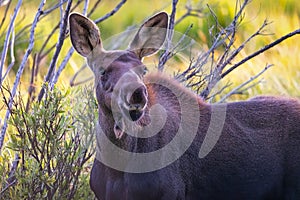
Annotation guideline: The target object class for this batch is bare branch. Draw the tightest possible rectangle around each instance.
[175,3,204,25]
[0,0,46,153]
[83,0,89,15]
[1,25,15,81]
[0,0,22,86]
[221,28,300,79]
[199,0,251,99]
[219,64,273,102]
[4,153,20,191]
[42,0,68,15]
[158,0,179,71]
[38,0,72,101]
[94,0,127,24]
[0,0,12,30]
[87,0,102,17]
[70,76,94,87]
[69,64,87,87]
[50,47,74,88]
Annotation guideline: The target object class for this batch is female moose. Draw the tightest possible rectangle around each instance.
[69,12,300,200]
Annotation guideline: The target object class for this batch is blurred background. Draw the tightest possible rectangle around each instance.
[0,0,299,99]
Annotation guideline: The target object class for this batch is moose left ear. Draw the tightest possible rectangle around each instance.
[69,13,102,57]
[129,12,168,60]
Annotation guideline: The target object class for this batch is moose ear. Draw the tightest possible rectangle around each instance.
[69,13,102,57]
[129,12,168,60]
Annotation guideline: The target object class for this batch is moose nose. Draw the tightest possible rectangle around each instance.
[127,85,147,110]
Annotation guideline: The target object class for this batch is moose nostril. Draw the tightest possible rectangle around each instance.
[128,86,147,107]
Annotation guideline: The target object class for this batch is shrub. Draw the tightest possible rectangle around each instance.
[0,86,97,199]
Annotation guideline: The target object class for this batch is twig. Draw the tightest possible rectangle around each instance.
[87,0,102,17]
[158,0,179,71]
[221,28,300,79]
[83,0,89,15]
[26,54,37,111]
[219,64,273,102]
[1,25,16,82]
[5,153,20,188]
[0,0,46,153]
[199,0,251,99]
[0,0,22,86]
[0,0,12,30]
[49,0,91,88]
[70,76,94,87]
[38,0,72,101]
[50,47,74,88]
[94,0,127,24]
[175,4,203,25]
[69,64,87,86]
[42,0,68,15]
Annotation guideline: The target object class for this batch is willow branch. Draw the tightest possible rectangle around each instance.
[158,0,179,71]
[221,28,300,79]
[38,0,72,101]
[219,64,273,102]
[0,0,46,153]
[0,0,22,86]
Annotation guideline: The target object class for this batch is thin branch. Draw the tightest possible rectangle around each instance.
[0,0,46,153]
[0,0,12,30]
[69,64,87,86]
[175,3,203,25]
[50,47,74,88]
[49,0,91,88]
[219,64,273,102]
[0,0,22,86]
[38,0,72,101]
[4,153,20,189]
[94,0,127,24]
[42,0,68,15]
[87,0,102,17]
[83,0,89,15]
[70,76,94,87]
[1,25,16,81]
[219,19,270,73]
[221,28,300,79]
[158,0,179,71]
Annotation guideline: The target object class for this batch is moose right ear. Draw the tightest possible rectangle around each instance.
[69,13,102,57]
[129,12,168,60]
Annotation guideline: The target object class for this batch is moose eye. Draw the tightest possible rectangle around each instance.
[143,67,148,75]
[99,68,106,76]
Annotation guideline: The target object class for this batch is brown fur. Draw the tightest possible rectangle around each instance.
[69,12,300,200]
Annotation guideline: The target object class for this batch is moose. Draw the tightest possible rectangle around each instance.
[69,12,300,200]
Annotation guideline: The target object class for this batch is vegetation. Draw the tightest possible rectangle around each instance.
[1,86,96,199]
[0,0,299,199]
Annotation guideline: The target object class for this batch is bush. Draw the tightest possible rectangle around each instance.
[0,86,97,199]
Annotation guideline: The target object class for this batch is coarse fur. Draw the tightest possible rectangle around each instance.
[69,12,300,200]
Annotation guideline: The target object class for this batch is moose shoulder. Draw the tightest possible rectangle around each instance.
[69,12,300,200]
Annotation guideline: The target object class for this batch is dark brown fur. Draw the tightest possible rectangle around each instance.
[91,72,300,200]
[69,12,300,200]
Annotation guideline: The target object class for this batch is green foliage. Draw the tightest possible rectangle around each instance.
[0,86,97,199]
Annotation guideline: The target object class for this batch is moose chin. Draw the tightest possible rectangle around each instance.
[69,11,300,200]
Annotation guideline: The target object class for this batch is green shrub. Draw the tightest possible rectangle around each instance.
[0,86,97,199]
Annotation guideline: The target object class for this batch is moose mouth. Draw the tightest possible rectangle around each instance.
[119,103,145,122]
[129,109,143,121]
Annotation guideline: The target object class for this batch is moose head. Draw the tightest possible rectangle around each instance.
[69,12,168,139]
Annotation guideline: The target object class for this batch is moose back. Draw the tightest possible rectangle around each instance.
[69,12,300,200]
